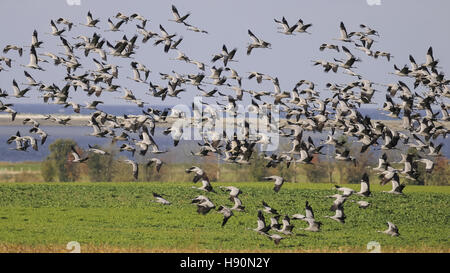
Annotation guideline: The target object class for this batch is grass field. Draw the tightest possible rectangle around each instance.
[0,182,448,253]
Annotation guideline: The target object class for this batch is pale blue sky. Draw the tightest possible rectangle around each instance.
[0,0,449,107]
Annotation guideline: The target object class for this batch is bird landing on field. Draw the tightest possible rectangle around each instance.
[217,206,233,227]
[152,192,171,205]
[377,221,399,236]
[263,175,285,193]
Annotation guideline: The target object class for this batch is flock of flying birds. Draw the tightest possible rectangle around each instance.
[0,5,449,245]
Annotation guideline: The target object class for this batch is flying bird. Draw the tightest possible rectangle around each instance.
[247,29,271,55]
[377,221,400,237]
[262,201,279,214]
[124,159,139,180]
[152,192,171,205]
[217,206,233,227]
[170,5,191,26]
[69,146,88,163]
[263,176,285,193]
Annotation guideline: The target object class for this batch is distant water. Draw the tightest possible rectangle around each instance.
[0,125,448,163]
[11,103,394,119]
[11,103,166,116]
[0,104,448,162]
[0,126,199,163]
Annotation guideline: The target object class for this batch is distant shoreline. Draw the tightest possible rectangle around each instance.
[1,114,449,131]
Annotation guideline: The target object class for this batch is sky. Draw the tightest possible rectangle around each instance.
[0,0,449,109]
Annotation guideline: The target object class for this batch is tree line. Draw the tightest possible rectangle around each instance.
[38,138,449,186]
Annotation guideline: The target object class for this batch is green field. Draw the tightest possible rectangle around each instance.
[0,182,448,253]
